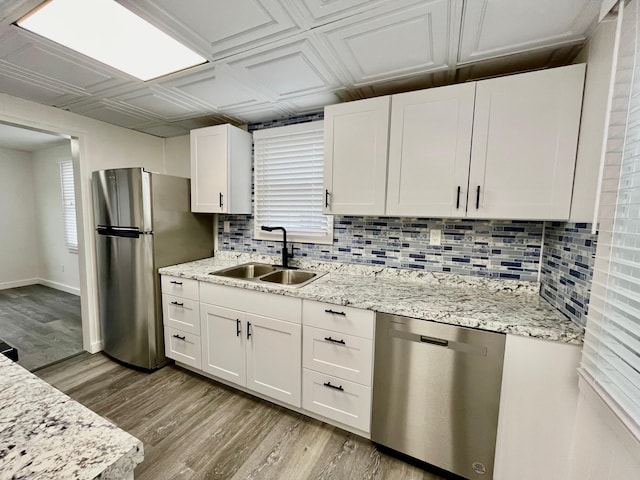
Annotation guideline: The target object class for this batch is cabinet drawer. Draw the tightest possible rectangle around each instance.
[200,283,302,324]
[161,275,199,300]
[302,368,371,433]
[303,325,373,385]
[165,327,201,369]
[303,300,374,338]
[162,294,199,335]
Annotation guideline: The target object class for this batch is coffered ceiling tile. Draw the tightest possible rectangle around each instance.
[287,0,423,27]
[227,37,341,99]
[283,91,342,111]
[122,0,300,60]
[0,68,68,104]
[174,115,239,131]
[162,67,266,111]
[71,103,153,129]
[458,0,600,64]
[225,102,294,123]
[318,0,452,86]
[110,88,204,121]
[135,123,190,138]
[3,38,111,91]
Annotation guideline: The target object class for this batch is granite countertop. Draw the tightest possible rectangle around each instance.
[159,252,585,344]
[0,355,143,480]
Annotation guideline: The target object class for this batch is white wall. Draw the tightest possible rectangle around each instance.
[0,93,166,353]
[164,134,190,178]
[0,146,39,288]
[32,142,80,295]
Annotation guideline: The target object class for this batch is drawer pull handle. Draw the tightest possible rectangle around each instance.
[324,309,346,316]
[324,336,345,345]
[173,334,186,340]
[247,321,252,340]
[236,319,241,337]
[170,281,183,285]
[170,301,184,307]
[323,381,344,392]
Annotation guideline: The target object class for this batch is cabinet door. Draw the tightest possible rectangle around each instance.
[191,126,228,213]
[386,83,475,217]
[324,96,390,215]
[468,64,585,220]
[245,313,301,407]
[200,304,246,386]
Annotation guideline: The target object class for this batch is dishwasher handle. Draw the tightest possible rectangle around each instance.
[389,328,488,356]
[420,335,448,347]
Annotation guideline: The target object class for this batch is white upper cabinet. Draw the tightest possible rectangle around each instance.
[386,83,476,217]
[324,64,585,220]
[468,64,585,220]
[323,96,390,215]
[190,124,252,214]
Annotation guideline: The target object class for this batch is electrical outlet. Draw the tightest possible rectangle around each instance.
[430,229,442,246]
[223,221,231,233]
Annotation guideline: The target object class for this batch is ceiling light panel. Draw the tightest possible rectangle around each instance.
[17,0,206,81]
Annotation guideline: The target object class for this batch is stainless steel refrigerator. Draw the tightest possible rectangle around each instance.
[92,167,213,370]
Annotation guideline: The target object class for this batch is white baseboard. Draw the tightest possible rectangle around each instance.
[0,278,39,290]
[37,278,80,296]
[88,340,103,354]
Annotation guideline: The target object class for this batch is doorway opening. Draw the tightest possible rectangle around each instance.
[0,122,83,371]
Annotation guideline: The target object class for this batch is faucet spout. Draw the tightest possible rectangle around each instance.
[260,225,291,268]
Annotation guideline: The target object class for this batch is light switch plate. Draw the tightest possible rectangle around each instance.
[430,229,442,246]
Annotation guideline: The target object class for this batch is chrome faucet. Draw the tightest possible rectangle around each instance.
[261,225,292,268]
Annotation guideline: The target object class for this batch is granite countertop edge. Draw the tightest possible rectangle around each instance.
[159,254,585,345]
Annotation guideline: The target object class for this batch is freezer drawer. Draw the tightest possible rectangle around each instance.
[371,313,505,480]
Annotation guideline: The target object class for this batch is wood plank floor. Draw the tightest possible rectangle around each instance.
[0,284,82,371]
[36,353,448,480]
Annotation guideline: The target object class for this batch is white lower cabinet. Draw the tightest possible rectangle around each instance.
[161,277,376,436]
[164,326,201,369]
[199,283,302,408]
[302,368,372,433]
[245,313,301,406]
[200,303,246,386]
[302,300,375,433]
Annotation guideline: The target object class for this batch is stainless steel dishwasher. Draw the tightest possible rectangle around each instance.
[371,313,506,479]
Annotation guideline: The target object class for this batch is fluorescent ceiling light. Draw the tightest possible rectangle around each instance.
[17,0,207,81]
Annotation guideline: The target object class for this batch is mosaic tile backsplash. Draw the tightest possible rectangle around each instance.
[539,222,598,328]
[218,215,544,281]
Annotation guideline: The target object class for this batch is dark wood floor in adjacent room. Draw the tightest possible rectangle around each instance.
[36,353,446,480]
[0,284,82,371]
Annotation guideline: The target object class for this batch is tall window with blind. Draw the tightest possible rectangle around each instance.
[253,121,333,244]
[580,0,640,440]
[59,160,78,253]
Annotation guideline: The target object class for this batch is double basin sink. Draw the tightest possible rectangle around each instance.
[210,262,324,288]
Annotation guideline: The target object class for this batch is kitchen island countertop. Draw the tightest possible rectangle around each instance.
[160,254,584,344]
[0,354,143,480]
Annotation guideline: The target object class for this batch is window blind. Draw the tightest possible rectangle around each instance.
[59,160,78,253]
[580,0,640,439]
[253,121,333,244]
